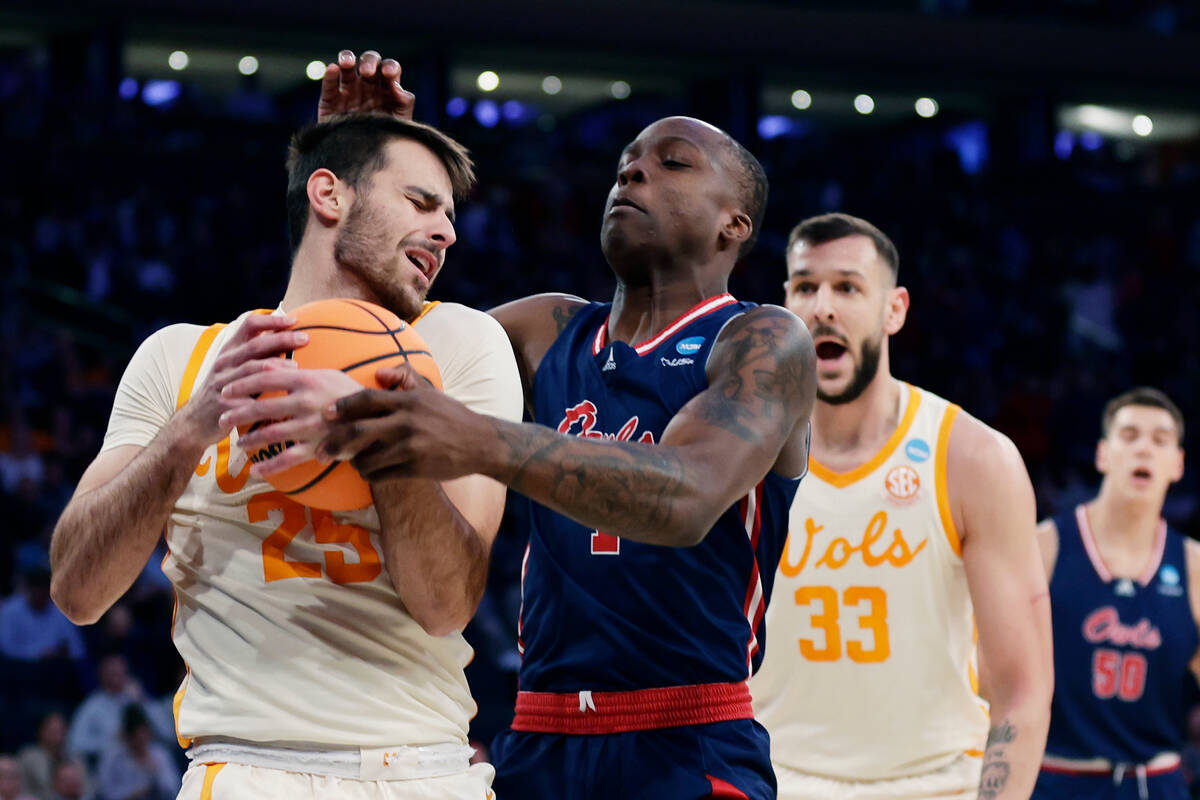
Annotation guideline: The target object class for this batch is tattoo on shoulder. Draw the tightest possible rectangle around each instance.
[552,302,583,334]
[693,308,815,443]
[979,721,1016,799]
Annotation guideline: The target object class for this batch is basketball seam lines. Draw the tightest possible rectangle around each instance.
[342,299,410,356]
[340,351,431,373]
[291,325,411,335]
[284,460,342,496]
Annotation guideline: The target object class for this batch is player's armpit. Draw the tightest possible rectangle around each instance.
[488,293,588,409]
[951,416,1052,800]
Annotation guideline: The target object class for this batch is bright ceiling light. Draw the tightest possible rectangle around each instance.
[791,89,812,110]
[477,71,500,92]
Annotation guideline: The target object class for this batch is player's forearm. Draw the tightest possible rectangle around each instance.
[977,694,1051,799]
[483,417,715,547]
[370,477,490,637]
[50,421,205,625]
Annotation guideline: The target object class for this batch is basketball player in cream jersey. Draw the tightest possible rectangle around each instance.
[49,109,522,799]
[748,213,1053,800]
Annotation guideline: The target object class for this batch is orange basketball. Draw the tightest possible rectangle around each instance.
[237,298,441,510]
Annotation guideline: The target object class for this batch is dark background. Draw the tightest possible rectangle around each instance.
[2,0,1199,796]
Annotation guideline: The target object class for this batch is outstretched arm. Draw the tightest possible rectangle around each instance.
[952,415,1053,800]
[315,305,815,546]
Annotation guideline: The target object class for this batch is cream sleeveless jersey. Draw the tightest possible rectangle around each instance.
[99,301,523,750]
[749,383,989,781]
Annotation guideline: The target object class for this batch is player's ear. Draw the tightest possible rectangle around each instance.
[883,286,909,335]
[1095,438,1109,474]
[1170,447,1185,483]
[720,210,752,253]
[307,168,347,227]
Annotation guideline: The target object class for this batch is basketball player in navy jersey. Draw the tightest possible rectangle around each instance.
[1034,388,1195,800]
[235,52,817,799]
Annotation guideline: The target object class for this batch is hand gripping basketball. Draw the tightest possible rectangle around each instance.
[225,298,441,510]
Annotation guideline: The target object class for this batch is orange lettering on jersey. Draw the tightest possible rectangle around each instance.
[213,436,252,494]
[782,511,928,574]
[193,455,211,477]
[779,518,823,577]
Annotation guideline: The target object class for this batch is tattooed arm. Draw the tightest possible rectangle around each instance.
[950,412,1053,799]
[318,305,815,547]
[489,293,588,414]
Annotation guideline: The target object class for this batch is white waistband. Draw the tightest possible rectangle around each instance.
[187,741,474,781]
[1042,751,1180,773]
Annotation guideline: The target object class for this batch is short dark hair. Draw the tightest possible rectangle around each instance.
[285,113,475,256]
[718,136,768,260]
[786,212,899,282]
[120,703,149,738]
[1102,387,1185,444]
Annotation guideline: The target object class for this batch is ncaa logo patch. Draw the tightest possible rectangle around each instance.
[1158,564,1184,596]
[905,438,931,463]
[676,336,705,355]
[883,465,920,505]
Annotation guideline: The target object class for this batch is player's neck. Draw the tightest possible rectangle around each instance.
[1086,492,1163,557]
[810,372,904,460]
[607,276,729,346]
[281,250,368,313]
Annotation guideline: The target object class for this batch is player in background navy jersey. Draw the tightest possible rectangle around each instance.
[236,52,817,800]
[1034,388,1196,800]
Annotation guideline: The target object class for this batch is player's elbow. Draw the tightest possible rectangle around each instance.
[411,608,468,639]
[50,576,104,626]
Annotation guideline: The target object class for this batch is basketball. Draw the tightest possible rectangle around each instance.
[237,298,441,510]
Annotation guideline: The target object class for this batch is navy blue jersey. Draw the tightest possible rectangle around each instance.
[519,293,801,693]
[1045,504,1199,762]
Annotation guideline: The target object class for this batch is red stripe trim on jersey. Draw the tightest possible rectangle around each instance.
[591,293,737,356]
[740,482,765,674]
[1040,752,1180,776]
[706,776,750,799]
[1077,504,1169,587]
[511,682,754,734]
[516,541,531,656]
[1076,505,1114,583]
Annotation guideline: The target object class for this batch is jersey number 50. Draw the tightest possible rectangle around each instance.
[1092,648,1147,702]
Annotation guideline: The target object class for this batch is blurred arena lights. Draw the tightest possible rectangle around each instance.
[445,96,469,118]
[477,71,500,92]
[306,60,325,80]
[542,76,562,95]
[1079,131,1103,151]
[118,77,139,101]
[142,79,181,106]
[168,50,189,71]
[854,94,875,114]
[238,56,259,76]
[1132,114,1154,136]
[791,89,812,110]
[915,97,939,118]
[1053,130,1074,159]
[502,100,528,123]
[474,99,500,127]
[758,115,795,140]
[610,80,631,99]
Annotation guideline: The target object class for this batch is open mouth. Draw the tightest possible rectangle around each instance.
[815,341,848,361]
[404,248,436,278]
[1132,467,1153,481]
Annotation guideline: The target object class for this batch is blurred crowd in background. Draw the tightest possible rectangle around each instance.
[2,1,1200,796]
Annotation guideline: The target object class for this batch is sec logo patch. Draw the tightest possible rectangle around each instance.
[884,465,921,504]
